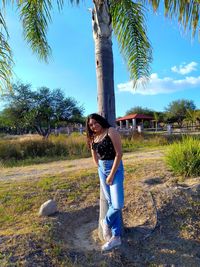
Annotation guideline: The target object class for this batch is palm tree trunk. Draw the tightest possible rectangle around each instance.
[92,0,116,127]
[92,0,117,241]
[96,38,115,126]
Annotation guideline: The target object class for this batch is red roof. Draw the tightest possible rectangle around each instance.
[116,113,153,121]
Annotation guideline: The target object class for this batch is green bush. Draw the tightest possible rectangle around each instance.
[0,141,23,160]
[165,137,200,177]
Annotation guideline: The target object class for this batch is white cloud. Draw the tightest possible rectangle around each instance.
[171,61,198,75]
[117,73,200,96]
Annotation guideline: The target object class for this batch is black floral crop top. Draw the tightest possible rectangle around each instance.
[92,130,116,160]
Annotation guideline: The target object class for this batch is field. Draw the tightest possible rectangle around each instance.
[0,143,200,267]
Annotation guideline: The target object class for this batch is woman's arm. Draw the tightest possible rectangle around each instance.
[106,127,123,185]
[91,147,99,167]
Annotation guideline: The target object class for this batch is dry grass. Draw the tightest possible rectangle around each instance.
[0,133,171,167]
[0,148,200,266]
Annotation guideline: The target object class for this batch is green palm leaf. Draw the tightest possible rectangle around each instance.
[69,0,81,4]
[17,0,54,62]
[167,0,199,38]
[17,0,81,62]
[110,0,152,87]
[0,10,13,91]
[147,0,200,38]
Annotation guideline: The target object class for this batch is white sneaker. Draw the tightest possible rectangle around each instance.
[101,236,122,252]
[100,219,111,241]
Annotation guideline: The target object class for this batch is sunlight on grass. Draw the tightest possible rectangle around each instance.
[0,133,177,167]
[0,169,99,236]
[165,136,200,177]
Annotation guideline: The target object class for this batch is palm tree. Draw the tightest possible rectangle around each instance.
[1,0,152,240]
[1,0,200,239]
[92,0,152,125]
[1,0,152,125]
[1,0,200,122]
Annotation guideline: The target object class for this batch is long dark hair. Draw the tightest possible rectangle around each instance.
[86,113,111,147]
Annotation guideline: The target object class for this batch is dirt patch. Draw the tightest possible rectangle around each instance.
[0,149,164,181]
[54,205,100,252]
[49,178,200,266]
[73,221,99,250]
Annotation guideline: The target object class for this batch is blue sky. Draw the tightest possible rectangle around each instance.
[1,2,200,118]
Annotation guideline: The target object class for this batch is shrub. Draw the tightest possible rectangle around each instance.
[165,137,200,177]
[0,141,23,160]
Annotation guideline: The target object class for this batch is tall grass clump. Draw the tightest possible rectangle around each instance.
[0,134,90,166]
[49,134,90,158]
[165,137,200,177]
[121,132,168,152]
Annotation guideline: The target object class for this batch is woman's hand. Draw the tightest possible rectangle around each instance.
[106,175,114,185]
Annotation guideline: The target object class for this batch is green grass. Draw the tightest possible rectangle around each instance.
[0,169,99,235]
[124,165,138,174]
[165,136,200,177]
[0,167,100,266]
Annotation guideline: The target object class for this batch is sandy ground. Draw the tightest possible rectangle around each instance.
[0,149,164,181]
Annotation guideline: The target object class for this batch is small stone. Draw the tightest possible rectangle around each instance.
[38,199,57,217]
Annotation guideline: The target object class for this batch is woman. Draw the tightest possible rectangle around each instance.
[86,113,124,251]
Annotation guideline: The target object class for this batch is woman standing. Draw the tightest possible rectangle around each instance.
[86,113,124,251]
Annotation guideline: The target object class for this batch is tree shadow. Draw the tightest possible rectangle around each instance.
[122,188,200,266]
[143,177,164,185]
[49,185,200,266]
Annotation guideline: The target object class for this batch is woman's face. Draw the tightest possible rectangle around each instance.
[88,118,103,134]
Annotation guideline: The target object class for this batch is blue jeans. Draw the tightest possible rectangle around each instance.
[98,159,124,237]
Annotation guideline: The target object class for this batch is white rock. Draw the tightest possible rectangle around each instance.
[38,199,57,216]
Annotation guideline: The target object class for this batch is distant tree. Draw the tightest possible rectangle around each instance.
[0,83,35,134]
[0,108,16,133]
[2,83,84,137]
[125,106,154,116]
[184,109,199,128]
[196,110,200,124]
[165,99,196,127]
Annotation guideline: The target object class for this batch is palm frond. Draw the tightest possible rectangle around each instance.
[2,0,19,8]
[56,0,64,11]
[0,10,13,91]
[17,0,55,62]
[17,0,82,62]
[146,0,200,38]
[69,0,81,4]
[110,0,152,87]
